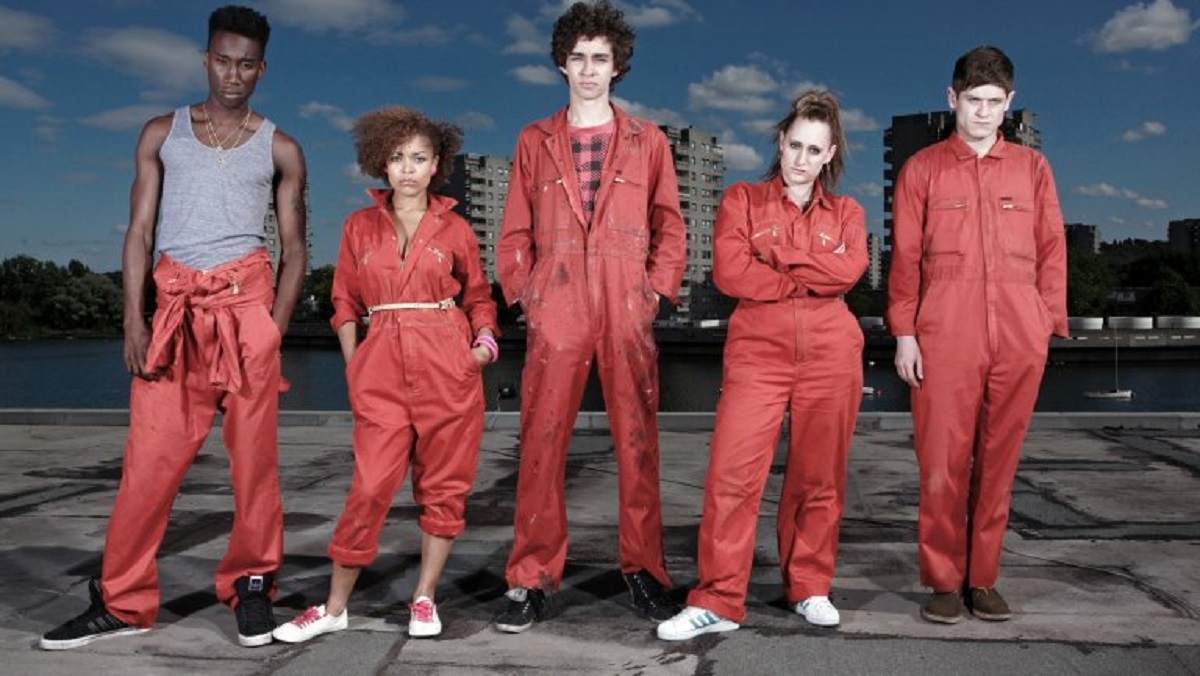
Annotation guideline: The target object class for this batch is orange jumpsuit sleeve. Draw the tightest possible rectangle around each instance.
[495,132,536,307]
[713,182,800,301]
[885,158,928,336]
[330,216,367,332]
[452,216,500,336]
[1033,156,1069,338]
[645,127,687,305]
[767,198,868,297]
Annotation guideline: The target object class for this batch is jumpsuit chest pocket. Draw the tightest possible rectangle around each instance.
[925,196,969,255]
[998,197,1036,260]
[749,222,782,260]
[809,223,842,252]
[531,177,574,236]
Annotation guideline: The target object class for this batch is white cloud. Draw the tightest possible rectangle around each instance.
[841,108,880,133]
[454,111,496,130]
[852,182,884,198]
[35,114,66,142]
[84,27,205,96]
[412,76,469,92]
[722,142,763,171]
[1120,120,1166,142]
[0,6,55,52]
[344,162,373,184]
[621,0,702,28]
[80,104,165,131]
[612,96,688,128]
[688,65,779,114]
[0,75,51,110]
[1075,182,1168,209]
[1091,0,1197,52]
[510,64,560,86]
[298,101,355,132]
[261,0,403,34]
[503,15,545,55]
[741,118,778,137]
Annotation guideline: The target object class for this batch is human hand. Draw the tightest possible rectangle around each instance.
[471,345,492,367]
[124,320,157,380]
[894,335,923,388]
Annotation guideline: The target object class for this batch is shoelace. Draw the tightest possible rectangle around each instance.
[293,605,325,628]
[410,599,436,623]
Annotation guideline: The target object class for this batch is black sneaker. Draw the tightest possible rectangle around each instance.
[40,578,149,650]
[624,569,681,622]
[234,574,276,647]
[494,587,549,633]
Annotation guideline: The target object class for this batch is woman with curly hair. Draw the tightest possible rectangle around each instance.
[273,106,498,642]
[658,90,867,640]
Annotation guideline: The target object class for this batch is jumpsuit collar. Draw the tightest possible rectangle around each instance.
[947,130,1011,161]
[768,175,833,214]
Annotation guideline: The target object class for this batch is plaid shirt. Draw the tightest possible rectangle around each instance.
[569,119,614,226]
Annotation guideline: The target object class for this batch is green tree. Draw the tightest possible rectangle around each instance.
[1066,251,1112,316]
[1143,267,1200,316]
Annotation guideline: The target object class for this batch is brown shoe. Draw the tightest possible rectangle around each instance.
[969,588,1012,621]
[921,591,963,624]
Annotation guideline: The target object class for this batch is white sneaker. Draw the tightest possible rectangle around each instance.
[656,605,739,641]
[271,605,348,643]
[408,596,442,638]
[795,596,840,627]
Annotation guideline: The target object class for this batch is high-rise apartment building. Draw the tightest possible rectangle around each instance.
[1168,218,1200,255]
[865,232,883,290]
[661,126,724,318]
[883,109,1040,249]
[1065,222,1101,254]
[264,183,312,278]
[442,153,512,279]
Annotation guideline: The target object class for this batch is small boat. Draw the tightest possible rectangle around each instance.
[862,386,882,397]
[1084,328,1135,400]
[1084,388,1134,400]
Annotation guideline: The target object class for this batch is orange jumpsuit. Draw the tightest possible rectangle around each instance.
[686,179,867,623]
[495,105,686,590]
[328,190,497,566]
[887,133,1068,592]
[102,249,284,627]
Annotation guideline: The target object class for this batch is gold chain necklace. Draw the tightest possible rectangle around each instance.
[202,103,252,168]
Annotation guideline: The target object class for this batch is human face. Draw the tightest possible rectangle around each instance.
[385,135,437,198]
[778,118,836,193]
[204,31,266,109]
[559,37,616,103]
[948,84,1014,144]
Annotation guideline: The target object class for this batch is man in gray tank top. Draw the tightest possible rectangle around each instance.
[40,5,307,651]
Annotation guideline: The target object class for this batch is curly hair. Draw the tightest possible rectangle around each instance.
[551,0,635,86]
[208,5,270,51]
[763,90,848,193]
[352,106,462,190]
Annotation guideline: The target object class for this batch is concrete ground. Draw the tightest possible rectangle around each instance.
[1,410,1198,675]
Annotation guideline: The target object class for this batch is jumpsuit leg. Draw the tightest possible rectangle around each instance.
[595,321,669,586]
[686,364,790,624]
[102,336,220,626]
[778,354,861,603]
[327,421,416,567]
[214,305,285,608]
[966,356,1045,589]
[504,318,593,590]
[409,370,485,540]
[911,356,987,592]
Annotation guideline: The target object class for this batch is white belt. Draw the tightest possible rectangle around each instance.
[367,298,456,316]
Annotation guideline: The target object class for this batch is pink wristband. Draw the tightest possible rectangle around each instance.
[473,334,499,363]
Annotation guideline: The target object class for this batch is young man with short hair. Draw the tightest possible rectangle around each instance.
[40,4,306,649]
[494,0,686,633]
[887,45,1067,624]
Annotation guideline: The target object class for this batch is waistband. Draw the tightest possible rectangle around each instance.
[367,298,456,316]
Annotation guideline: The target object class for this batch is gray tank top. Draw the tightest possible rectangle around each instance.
[155,106,276,270]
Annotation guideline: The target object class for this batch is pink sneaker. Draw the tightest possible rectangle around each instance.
[408,596,441,637]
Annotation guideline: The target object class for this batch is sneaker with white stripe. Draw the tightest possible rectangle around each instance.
[656,605,739,641]
[795,595,840,627]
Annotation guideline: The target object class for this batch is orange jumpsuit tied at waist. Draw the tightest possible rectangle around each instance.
[102,249,285,626]
[688,179,867,623]
[328,190,497,567]
[886,133,1068,592]
[495,105,686,590]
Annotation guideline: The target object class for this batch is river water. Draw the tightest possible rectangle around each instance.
[2,339,1198,413]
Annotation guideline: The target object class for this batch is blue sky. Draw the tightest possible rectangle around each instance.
[1,0,1197,271]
